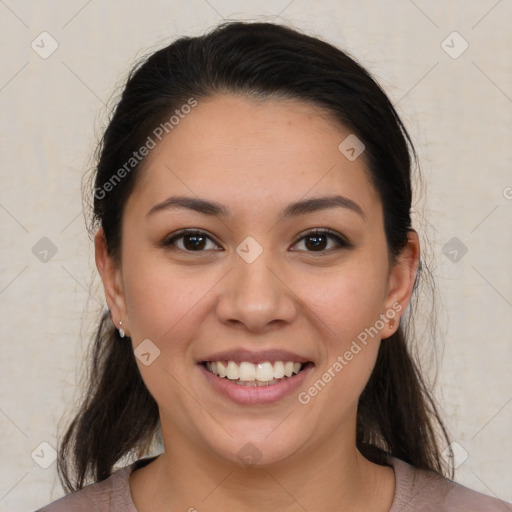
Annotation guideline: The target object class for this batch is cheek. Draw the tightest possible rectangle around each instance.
[120,251,217,406]
[293,254,387,402]
[297,258,388,341]
[121,247,212,344]
[296,267,384,427]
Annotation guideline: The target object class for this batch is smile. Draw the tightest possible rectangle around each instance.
[199,360,315,404]
[204,360,309,386]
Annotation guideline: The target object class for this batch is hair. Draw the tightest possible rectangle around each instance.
[57,20,454,493]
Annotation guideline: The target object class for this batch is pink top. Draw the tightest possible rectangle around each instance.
[36,455,512,511]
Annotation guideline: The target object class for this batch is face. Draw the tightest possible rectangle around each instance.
[96,94,419,468]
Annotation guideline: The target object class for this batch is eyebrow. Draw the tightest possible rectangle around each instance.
[146,194,365,220]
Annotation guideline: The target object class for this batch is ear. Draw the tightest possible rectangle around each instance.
[381,229,420,339]
[94,228,129,336]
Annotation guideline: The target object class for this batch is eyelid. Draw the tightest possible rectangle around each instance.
[290,228,352,251]
[162,229,222,251]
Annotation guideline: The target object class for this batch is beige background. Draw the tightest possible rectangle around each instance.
[0,1,511,510]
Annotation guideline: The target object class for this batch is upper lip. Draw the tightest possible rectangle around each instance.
[199,349,312,365]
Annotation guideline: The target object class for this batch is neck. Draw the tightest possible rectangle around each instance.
[130,418,394,512]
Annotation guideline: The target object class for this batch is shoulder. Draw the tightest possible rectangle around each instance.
[34,475,117,511]
[33,457,157,512]
[388,455,512,512]
[34,466,132,512]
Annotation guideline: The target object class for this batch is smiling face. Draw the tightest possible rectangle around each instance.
[96,93,419,469]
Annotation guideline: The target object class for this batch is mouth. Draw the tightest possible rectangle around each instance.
[200,360,315,387]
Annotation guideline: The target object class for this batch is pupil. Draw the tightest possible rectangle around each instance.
[306,234,326,251]
[184,235,206,250]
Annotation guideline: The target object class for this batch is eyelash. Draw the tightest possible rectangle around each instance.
[162,228,351,254]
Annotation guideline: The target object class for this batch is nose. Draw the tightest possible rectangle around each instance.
[215,250,297,333]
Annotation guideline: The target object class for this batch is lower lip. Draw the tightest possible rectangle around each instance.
[198,363,314,405]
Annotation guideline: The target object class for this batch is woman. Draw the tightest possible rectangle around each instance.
[37,20,511,511]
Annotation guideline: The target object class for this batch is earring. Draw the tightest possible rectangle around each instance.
[388,319,395,329]
[118,320,125,338]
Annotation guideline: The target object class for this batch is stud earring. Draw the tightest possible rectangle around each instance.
[388,319,395,330]
[119,320,125,338]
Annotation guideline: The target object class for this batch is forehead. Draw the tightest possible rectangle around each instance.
[129,94,382,221]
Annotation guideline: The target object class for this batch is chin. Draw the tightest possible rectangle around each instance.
[204,429,306,469]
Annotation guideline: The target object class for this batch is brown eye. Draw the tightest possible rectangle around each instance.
[163,230,221,252]
[292,229,351,253]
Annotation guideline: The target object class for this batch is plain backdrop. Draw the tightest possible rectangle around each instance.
[0,1,511,510]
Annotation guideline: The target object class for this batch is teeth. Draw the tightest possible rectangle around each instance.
[239,361,256,381]
[255,362,274,381]
[205,360,305,383]
[217,361,227,378]
[274,361,285,379]
[226,361,239,380]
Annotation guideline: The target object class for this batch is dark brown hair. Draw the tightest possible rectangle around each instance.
[57,20,454,492]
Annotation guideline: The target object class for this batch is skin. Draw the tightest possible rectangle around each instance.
[95,94,420,511]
